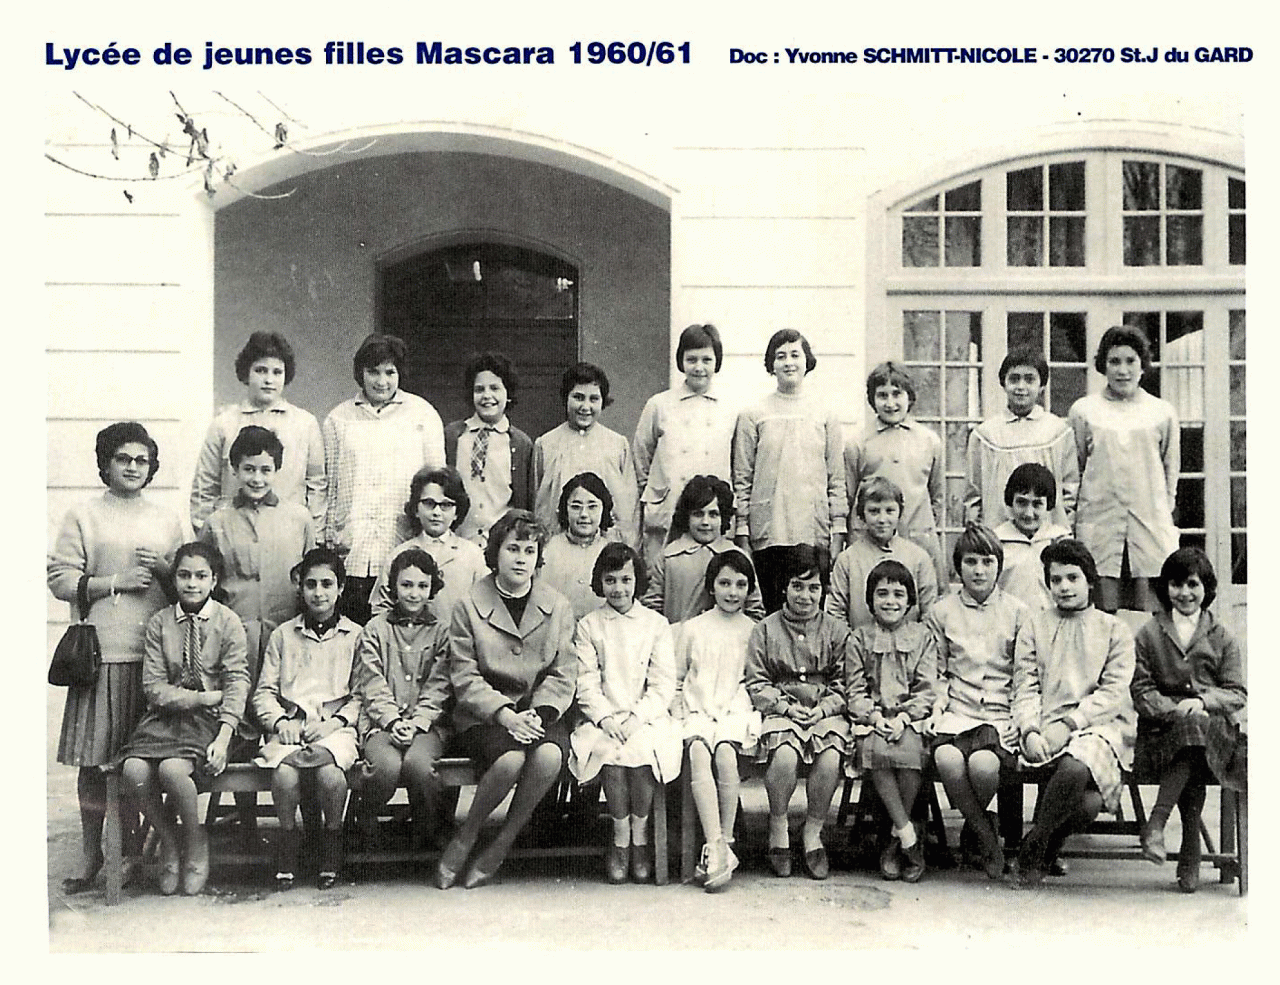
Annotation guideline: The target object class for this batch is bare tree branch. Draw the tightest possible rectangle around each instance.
[45,152,203,182]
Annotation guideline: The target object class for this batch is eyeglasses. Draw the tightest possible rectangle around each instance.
[418,498,457,512]
[112,453,151,469]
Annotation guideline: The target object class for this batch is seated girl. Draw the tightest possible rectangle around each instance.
[570,543,681,884]
[642,473,764,623]
[118,541,249,896]
[745,544,850,880]
[539,471,621,619]
[253,547,362,890]
[1010,538,1136,888]
[1133,547,1246,893]
[351,548,455,854]
[925,525,1027,879]
[438,510,578,890]
[847,560,938,883]
[673,549,763,891]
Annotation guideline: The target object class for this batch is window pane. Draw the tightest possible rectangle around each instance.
[945,421,971,466]
[903,216,939,267]
[1166,215,1203,265]
[1124,216,1161,265]
[1230,365,1245,417]
[1049,367,1087,416]
[1176,477,1204,529]
[946,476,968,526]
[1180,423,1204,472]
[945,367,972,416]
[1049,216,1085,266]
[945,180,981,212]
[912,366,941,416]
[945,216,981,266]
[1007,311,1043,349]
[1179,532,1206,552]
[1229,309,1246,360]
[906,194,939,213]
[1122,311,1161,364]
[1049,312,1087,363]
[945,311,981,361]
[1049,161,1086,210]
[1229,214,1245,265]
[1165,369,1203,419]
[1231,533,1247,585]
[1007,217,1042,266]
[1123,161,1160,210]
[1230,420,1246,471]
[1228,177,1245,209]
[903,311,941,360]
[1165,165,1202,210]
[1006,167,1043,211]
[1231,475,1246,528]
[1165,311,1204,349]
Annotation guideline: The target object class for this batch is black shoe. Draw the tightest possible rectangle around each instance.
[630,844,653,883]
[767,846,793,878]
[801,846,830,880]
[605,845,629,884]
[901,837,926,883]
[879,838,902,881]
[317,829,343,890]
[1006,857,1045,890]
[274,829,301,892]
[1140,819,1167,865]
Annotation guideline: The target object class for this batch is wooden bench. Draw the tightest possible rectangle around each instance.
[102,758,668,904]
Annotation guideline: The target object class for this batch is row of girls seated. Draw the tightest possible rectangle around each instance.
[51,418,1244,898]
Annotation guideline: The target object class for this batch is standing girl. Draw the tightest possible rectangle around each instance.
[746,544,850,880]
[847,560,939,883]
[1133,547,1246,892]
[351,548,455,854]
[1069,326,1180,613]
[733,330,847,613]
[118,542,249,895]
[539,471,622,619]
[570,542,681,883]
[439,510,577,890]
[48,422,185,894]
[633,324,737,560]
[253,547,362,890]
[673,550,763,891]
[444,352,536,549]
[642,474,764,623]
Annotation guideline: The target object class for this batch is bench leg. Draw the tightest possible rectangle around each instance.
[653,782,668,886]
[998,781,1024,852]
[1235,790,1248,895]
[103,772,122,906]
[680,769,697,883]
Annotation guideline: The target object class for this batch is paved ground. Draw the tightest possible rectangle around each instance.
[45,689,1248,953]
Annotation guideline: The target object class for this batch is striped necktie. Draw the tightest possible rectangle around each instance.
[180,614,204,691]
[471,426,494,479]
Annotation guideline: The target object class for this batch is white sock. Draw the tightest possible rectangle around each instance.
[768,815,790,848]
[896,822,917,849]
[630,814,649,847]
[612,816,630,847]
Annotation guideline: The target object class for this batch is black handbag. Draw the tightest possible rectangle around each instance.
[48,575,101,687]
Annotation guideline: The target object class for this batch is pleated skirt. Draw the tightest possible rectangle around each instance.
[57,662,144,768]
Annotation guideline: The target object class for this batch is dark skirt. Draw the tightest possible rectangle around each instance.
[116,707,219,766]
[1135,712,1246,790]
[931,724,1016,772]
[57,662,145,768]
[858,728,927,771]
[454,718,570,773]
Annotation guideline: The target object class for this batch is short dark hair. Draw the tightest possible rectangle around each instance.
[1040,538,1098,588]
[778,543,831,591]
[557,472,615,533]
[292,546,347,589]
[173,540,228,604]
[404,465,470,533]
[484,509,546,572]
[95,422,160,487]
[670,474,734,539]
[1004,463,1057,510]
[352,333,407,385]
[591,541,649,598]
[1094,325,1153,374]
[229,425,284,469]
[235,332,296,385]
[866,361,916,411]
[1154,546,1218,612]
[463,351,519,410]
[865,558,917,613]
[953,523,1005,578]
[704,548,757,597]
[998,346,1048,387]
[856,476,904,520]
[387,547,443,602]
[560,362,613,408]
[763,329,817,374]
[677,324,724,373]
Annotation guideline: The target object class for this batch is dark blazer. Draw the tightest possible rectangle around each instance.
[444,419,536,512]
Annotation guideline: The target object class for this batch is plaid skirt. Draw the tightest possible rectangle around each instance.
[57,661,145,768]
[755,714,849,765]
[1135,711,1246,791]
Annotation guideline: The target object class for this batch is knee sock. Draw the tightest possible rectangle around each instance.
[629,814,649,847]
[612,816,630,848]
[1152,753,1195,825]
[802,814,824,852]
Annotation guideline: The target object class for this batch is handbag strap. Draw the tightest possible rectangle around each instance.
[75,574,92,623]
